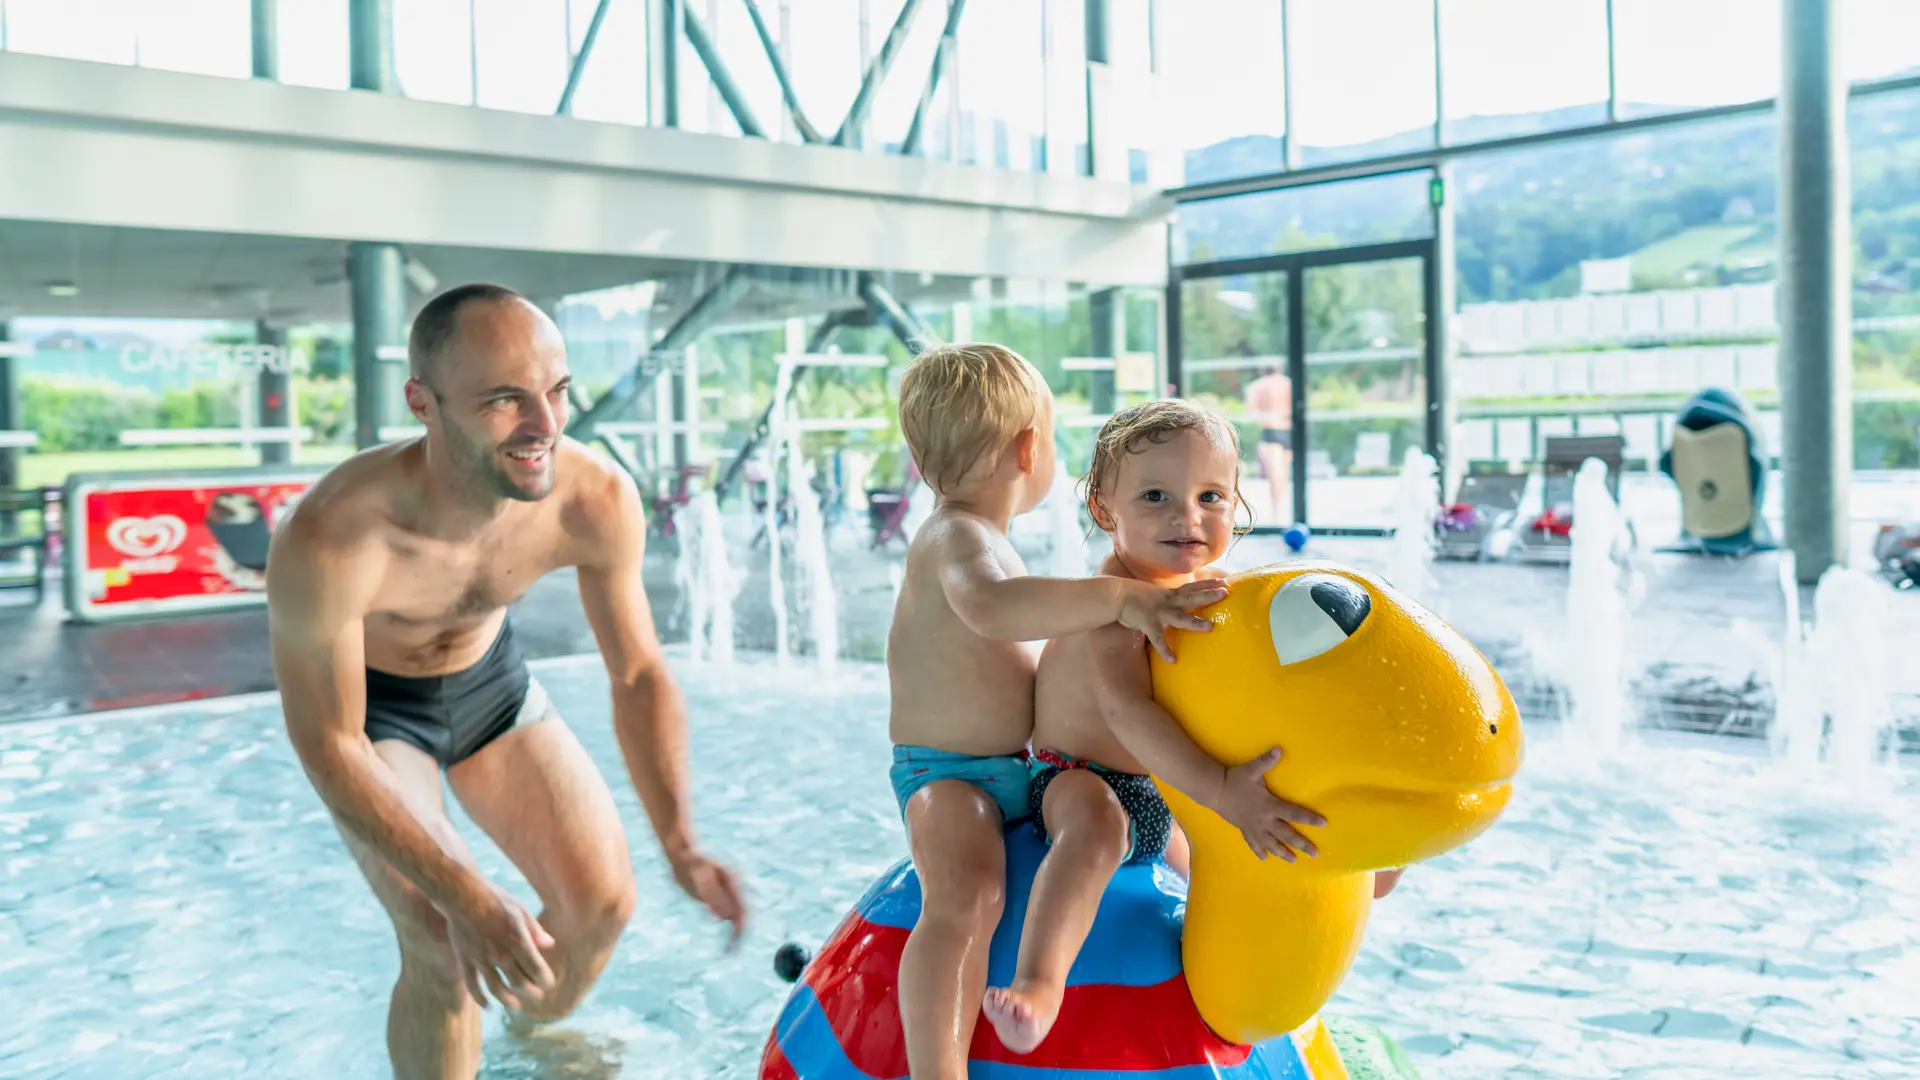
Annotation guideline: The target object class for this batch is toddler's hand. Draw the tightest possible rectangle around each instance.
[1119,578,1229,663]
[1217,747,1325,862]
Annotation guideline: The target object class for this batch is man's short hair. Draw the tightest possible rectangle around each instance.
[408,282,527,391]
[897,342,1044,494]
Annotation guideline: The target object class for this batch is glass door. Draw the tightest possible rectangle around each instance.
[1300,257,1428,530]
[1175,271,1298,529]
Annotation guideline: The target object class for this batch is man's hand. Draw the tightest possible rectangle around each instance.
[1117,578,1229,663]
[670,850,749,950]
[442,880,557,1011]
[1213,746,1326,862]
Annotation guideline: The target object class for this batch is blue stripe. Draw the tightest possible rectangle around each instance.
[855,825,1188,988]
[772,981,1316,1080]
[772,983,895,1080]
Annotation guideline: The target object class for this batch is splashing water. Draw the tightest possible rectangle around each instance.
[671,490,738,665]
[1566,457,1631,757]
[693,490,738,665]
[1808,565,1895,784]
[764,365,794,667]
[1044,458,1087,578]
[787,423,840,673]
[671,499,702,661]
[1385,447,1438,605]
[1771,553,1822,774]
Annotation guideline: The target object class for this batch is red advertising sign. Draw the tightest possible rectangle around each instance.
[67,471,321,622]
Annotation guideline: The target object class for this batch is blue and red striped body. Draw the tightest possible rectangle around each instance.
[761,824,1349,1080]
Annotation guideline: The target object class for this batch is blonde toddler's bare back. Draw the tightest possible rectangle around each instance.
[886,507,1039,756]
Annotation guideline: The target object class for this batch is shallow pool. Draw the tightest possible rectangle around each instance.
[1,652,1915,1079]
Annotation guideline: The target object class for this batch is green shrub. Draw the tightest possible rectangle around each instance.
[21,379,161,452]
[296,377,354,444]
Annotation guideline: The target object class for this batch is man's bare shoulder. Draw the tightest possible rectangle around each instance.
[269,444,414,582]
[552,438,644,553]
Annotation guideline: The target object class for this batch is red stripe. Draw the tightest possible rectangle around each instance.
[968,973,1253,1070]
[760,1034,801,1080]
[800,915,1254,1075]
[804,915,913,1079]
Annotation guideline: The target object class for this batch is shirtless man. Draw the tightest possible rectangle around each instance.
[266,283,745,1080]
[1246,361,1294,525]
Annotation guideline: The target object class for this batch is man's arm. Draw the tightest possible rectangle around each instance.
[1088,623,1323,859]
[931,516,1224,654]
[574,464,745,937]
[266,520,488,912]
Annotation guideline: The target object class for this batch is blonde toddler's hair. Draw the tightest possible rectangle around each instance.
[897,342,1045,494]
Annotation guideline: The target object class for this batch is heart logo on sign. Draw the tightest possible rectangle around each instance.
[106,515,189,559]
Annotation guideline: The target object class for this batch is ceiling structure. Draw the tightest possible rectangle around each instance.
[0,217,981,331]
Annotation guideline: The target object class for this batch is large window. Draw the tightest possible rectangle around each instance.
[1845,0,1920,83]
[395,0,478,105]
[865,0,950,153]
[772,0,858,142]
[571,0,649,125]
[1174,170,1435,266]
[1448,110,1782,473]
[274,0,351,89]
[1156,0,1287,186]
[473,0,571,113]
[1611,0,1781,118]
[6,315,357,490]
[1286,0,1437,166]
[1042,0,1090,175]
[956,0,1047,170]
[3,0,141,65]
[1851,89,1920,469]
[1438,0,1610,139]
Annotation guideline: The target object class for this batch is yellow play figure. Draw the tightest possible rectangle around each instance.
[1151,561,1524,1045]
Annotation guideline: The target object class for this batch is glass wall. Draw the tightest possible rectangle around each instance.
[1850,89,1920,471]
[955,0,1047,169]
[7,2,1919,190]
[1174,170,1434,266]
[3,316,355,490]
[1288,0,1436,166]
[1155,0,1286,185]
[0,0,1107,176]
[1438,0,1609,139]
[1444,108,1782,488]
[277,0,351,89]
[1611,0,1781,118]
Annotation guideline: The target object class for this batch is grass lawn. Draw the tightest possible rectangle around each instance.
[17,445,357,490]
[1628,223,1767,284]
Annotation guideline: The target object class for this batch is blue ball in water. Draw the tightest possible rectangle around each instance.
[774,941,811,983]
[1283,524,1311,552]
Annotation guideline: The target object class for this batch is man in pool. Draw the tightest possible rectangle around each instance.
[266,283,746,1080]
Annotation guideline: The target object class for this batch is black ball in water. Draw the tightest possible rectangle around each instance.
[773,941,811,983]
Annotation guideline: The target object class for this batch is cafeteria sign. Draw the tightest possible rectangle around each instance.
[64,468,325,623]
[118,343,299,377]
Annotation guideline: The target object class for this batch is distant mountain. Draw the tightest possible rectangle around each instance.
[1178,85,1920,309]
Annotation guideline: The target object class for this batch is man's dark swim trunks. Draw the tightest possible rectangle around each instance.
[364,618,553,767]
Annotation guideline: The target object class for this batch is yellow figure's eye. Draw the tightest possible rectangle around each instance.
[1270,574,1371,665]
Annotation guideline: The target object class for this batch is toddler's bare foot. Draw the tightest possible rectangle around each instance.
[983,980,1063,1055]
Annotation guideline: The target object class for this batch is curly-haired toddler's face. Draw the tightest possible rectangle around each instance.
[1097,428,1240,578]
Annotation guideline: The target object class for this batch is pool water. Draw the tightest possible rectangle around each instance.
[1,651,1916,1079]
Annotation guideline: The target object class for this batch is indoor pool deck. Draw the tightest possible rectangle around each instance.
[5,522,1920,751]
